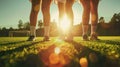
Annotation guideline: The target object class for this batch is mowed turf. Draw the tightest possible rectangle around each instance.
[0,36,120,67]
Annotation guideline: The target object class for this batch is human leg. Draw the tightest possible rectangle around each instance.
[28,0,41,41]
[80,0,90,40]
[90,0,99,40]
[42,0,52,41]
[58,1,66,39]
[65,0,74,41]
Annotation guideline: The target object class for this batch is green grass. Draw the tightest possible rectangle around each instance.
[0,36,120,67]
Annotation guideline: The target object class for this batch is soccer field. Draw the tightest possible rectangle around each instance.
[0,36,120,67]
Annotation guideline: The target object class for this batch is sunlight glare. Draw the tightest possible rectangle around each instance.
[79,57,88,67]
[55,47,60,54]
[59,14,71,32]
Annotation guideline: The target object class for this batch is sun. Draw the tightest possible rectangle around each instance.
[59,14,71,32]
[51,9,82,33]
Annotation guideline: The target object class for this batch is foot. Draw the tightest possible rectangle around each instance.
[43,36,50,41]
[65,36,73,42]
[90,33,100,41]
[27,36,36,41]
[82,34,89,41]
[65,33,73,42]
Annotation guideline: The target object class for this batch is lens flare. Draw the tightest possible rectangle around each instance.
[79,57,88,67]
[59,14,71,32]
[49,53,60,64]
[55,47,60,54]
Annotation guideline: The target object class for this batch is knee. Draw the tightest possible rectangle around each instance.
[32,4,40,13]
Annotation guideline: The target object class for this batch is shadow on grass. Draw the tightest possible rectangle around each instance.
[0,41,44,67]
[0,41,43,57]
[14,54,44,67]
[0,53,44,67]
[97,40,120,45]
[0,41,26,46]
[69,41,120,67]
[0,40,120,67]
[68,41,106,67]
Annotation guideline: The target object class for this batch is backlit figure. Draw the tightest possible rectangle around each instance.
[27,0,52,41]
[79,0,100,40]
[56,0,75,41]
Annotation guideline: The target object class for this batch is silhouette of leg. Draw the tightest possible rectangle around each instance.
[65,0,74,41]
[58,2,66,39]
[90,0,99,35]
[28,0,41,41]
[80,0,90,40]
[42,0,52,41]
[90,0,99,40]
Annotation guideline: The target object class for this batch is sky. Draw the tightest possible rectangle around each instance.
[0,0,120,29]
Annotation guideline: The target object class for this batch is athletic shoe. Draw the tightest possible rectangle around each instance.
[43,36,50,41]
[65,33,73,42]
[82,34,89,41]
[90,33,100,41]
[65,36,73,42]
[27,35,36,41]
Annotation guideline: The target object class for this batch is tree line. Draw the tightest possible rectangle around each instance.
[0,13,120,37]
[97,13,120,36]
